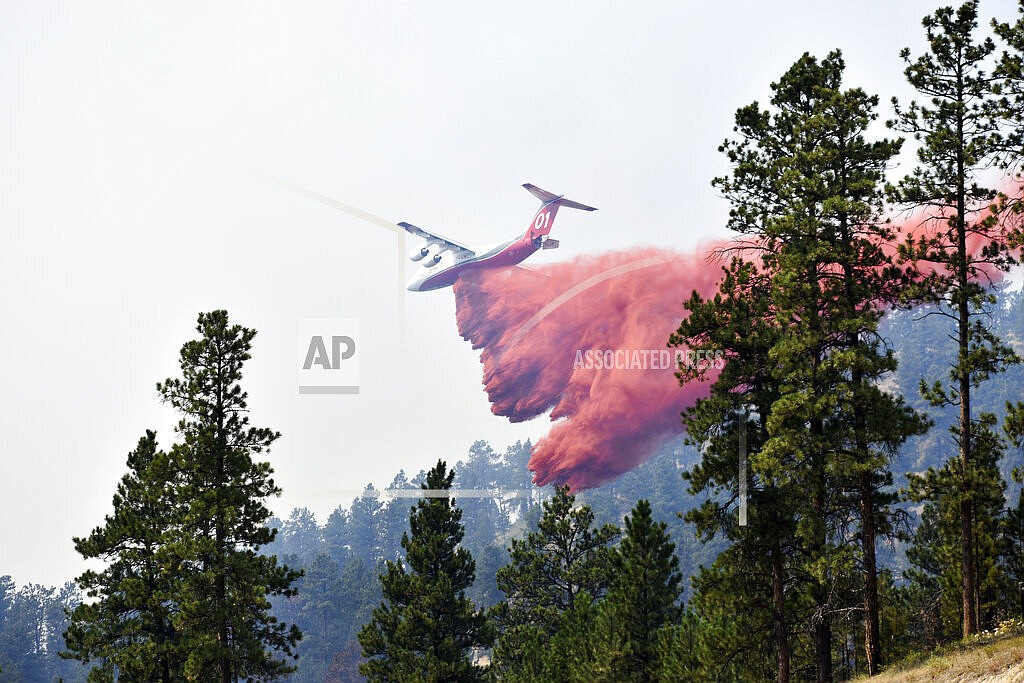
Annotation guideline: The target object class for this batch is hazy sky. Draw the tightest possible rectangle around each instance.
[2,0,1015,588]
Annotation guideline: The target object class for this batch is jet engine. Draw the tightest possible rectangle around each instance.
[431,250,456,270]
[408,244,430,262]
[422,247,448,267]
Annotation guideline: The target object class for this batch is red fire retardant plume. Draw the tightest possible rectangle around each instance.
[453,211,1013,491]
[453,247,727,490]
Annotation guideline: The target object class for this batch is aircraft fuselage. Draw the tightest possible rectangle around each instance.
[406,235,539,291]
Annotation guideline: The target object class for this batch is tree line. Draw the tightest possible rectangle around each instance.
[356,462,686,682]
[4,293,1022,681]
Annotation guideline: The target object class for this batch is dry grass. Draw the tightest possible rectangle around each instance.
[863,635,1024,683]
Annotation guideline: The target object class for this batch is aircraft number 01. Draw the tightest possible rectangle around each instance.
[534,211,550,231]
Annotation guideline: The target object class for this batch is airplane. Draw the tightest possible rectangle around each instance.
[402,183,597,291]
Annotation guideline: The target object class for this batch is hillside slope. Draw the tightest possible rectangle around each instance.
[867,634,1024,682]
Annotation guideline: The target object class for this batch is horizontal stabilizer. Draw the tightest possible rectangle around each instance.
[523,183,597,211]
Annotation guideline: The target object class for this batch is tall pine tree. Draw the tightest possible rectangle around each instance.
[681,50,926,681]
[158,310,302,681]
[891,0,1021,637]
[671,256,799,683]
[66,311,301,682]
[358,460,492,681]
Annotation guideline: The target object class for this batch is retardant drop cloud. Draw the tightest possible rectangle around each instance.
[453,246,726,490]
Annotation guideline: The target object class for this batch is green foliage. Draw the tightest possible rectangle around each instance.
[270,439,710,681]
[892,2,1002,212]
[1002,488,1024,623]
[268,526,380,683]
[891,0,1021,638]
[655,611,754,683]
[347,486,385,568]
[381,471,413,564]
[268,551,378,683]
[358,460,492,682]
[490,484,618,679]
[490,496,684,682]
[905,414,1012,630]
[159,310,302,681]
[675,47,930,680]
[66,310,301,682]
[64,431,184,681]
[281,508,326,564]
[600,499,683,682]
[994,1,1024,162]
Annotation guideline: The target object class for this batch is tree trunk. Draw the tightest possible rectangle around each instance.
[957,212,978,637]
[958,328,976,637]
[955,64,979,638]
[771,541,791,683]
[216,378,232,683]
[815,617,832,683]
[860,473,880,676]
[961,495,978,635]
[812,459,832,683]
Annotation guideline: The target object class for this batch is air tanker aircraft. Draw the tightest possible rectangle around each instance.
[402,184,597,291]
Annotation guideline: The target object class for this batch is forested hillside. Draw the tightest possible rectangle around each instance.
[1,285,1021,680]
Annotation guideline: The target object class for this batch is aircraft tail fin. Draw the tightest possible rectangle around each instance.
[522,183,597,211]
[521,183,596,241]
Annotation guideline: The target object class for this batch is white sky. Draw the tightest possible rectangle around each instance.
[1,0,1015,588]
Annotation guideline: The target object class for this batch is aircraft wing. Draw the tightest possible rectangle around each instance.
[398,221,476,258]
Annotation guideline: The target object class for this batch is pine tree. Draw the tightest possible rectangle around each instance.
[323,506,351,566]
[280,507,325,563]
[995,5,1024,625]
[905,502,959,644]
[158,310,301,681]
[993,1,1024,169]
[347,485,385,567]
[672,256,799,682]
[891,0,1021,637]
[490,485,618,679]
[679,50,925,680]
[62,436,178,679]
[358,460,492,682]
[381,471,412,563]
[655,609,752,683]
[600,499,682,683]
[904,434,1009,639]
[65,311,300,682]
[753,52,927,675]
[293,554,347,682]
[64,431,183,682]
[1003,488,1024,622]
